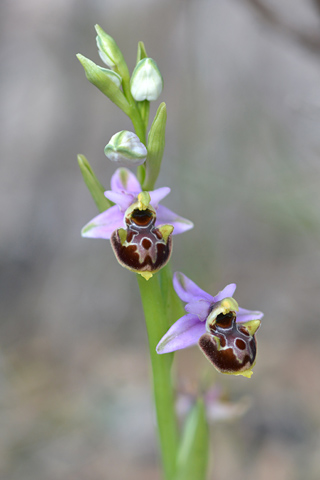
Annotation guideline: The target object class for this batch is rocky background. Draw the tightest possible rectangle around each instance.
[1,0,320,479]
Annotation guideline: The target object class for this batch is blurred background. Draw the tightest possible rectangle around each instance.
[1,0,320,478]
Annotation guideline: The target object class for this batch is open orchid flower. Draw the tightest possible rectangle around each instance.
[81,168,193,279]
[157,272,263,378]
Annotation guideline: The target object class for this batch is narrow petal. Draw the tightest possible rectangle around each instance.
[173,272,214,303]
[149,187,170,208]
[155,205,194,235]
[237,307,264,323]
[81,206,123,239]
[156,314,206,354]
[185,299,211,321]
[212,283,237,302]
[104,190,135,211]
[110,167,142,193]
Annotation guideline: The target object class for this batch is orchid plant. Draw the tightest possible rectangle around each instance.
[77,25,263,480]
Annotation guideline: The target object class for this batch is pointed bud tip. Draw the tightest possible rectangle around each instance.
[76,54,95,74]
[76,53,84,66]
[158,101,167,113]
[77,153,84,164]
[94,25,126,71]
[94,24,110,39]
[77,153,90,172]
[137,41,148,62]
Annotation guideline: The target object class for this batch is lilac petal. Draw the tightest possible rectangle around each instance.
[81,206,124,239]
[110,167,141,193]
[173,272,214,303]
[155,205,194,235]
[104,190,135,212]
[156,314,206,354]
[185,299,211,321]
[149,187,170,208]
[212,283,237,302]
[237,307,264,323]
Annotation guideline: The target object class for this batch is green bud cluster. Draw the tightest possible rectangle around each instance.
[77,24,167,194]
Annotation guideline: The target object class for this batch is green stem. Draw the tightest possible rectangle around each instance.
[128,104,146,185]
[159,263,185,327]
[138,99,150,131]
[130,108,146,144]
[121,73,147,145]
[137,273,179,480]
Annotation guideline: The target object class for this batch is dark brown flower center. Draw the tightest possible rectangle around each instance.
[130,208,154,227]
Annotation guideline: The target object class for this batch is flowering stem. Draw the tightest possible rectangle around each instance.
[121,74,146,146]
[129,106,146,145]
[137,273,179,480]
[127,106,147,185]
[138,100,150,131]
[159,263,185,327]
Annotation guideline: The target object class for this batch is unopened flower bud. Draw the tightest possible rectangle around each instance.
[95,25,124,69]
[130,58,163,101]
[104,131,147,167]
[97,38,116,69]
[97,66,122,88]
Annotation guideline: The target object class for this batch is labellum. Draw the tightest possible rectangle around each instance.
[111,192,173,280]
[198,299,261,378]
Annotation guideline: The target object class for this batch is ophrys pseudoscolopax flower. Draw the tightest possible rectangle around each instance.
[81,168,193,279]
[157,272,263,377]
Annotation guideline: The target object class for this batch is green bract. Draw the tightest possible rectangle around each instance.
[76,54,130,114]
[77,155,112,212]
[175,399,209,480]
[143,102,167,190]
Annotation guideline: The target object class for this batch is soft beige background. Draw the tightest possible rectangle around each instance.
[1,1,320,479]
